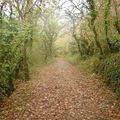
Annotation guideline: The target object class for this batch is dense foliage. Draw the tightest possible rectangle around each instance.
[0,0,120,99]
[63,0,120,96]
[0,0,58,100]
[94,53,120,96]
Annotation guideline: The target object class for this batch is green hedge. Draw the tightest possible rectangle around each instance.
[94,53,120,96]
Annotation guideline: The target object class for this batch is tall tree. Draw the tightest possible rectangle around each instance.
[104,0,112,52]
[113,0,120,34]
[86,0,103,55]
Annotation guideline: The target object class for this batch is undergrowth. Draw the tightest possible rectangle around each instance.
[66,53,120,97]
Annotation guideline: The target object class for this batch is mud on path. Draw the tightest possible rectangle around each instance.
[0,58,120,120]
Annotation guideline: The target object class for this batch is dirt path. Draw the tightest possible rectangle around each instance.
[0,58,120,120]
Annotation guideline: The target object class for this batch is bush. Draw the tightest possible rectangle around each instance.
[66,53,81,64]
[94,53,120,96]
[67,53,120,97]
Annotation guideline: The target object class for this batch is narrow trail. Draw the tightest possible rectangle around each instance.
[0,58,120,120]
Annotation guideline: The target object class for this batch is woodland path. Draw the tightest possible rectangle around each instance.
[0,58,120,120]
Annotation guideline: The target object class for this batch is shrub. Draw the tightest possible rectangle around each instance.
[94,53,120,96]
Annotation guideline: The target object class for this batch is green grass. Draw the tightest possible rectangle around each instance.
[66,53,99,72]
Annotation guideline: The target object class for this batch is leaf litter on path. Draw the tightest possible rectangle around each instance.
[0,58,120,120]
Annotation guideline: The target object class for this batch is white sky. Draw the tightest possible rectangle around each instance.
[55,0,87,35]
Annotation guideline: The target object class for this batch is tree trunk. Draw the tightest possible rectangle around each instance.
[87,0,103,55]
[93,26,103,55]
[104,0,113,53]
[73,34,82,56]
[113,0,120,34]
[23,43,30,80]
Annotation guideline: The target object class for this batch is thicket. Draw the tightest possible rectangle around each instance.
[65,0,120,96]
[94,53,120,96]
[0,0,58,100]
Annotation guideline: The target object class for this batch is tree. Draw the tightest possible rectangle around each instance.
[10,0,43,80]
[40,11,58,62]
[0,0,59,99]
[113,0,120,34]
[86,0,103,55]
[104,0,112,52]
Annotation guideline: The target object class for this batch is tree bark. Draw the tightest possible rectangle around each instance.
[113,0,120,34]
[104,0,113,53]
[87,0,103,55]
[23,42,30,80]
[73,34,82,56]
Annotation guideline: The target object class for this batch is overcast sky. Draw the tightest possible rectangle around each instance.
[55,0,87,35]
